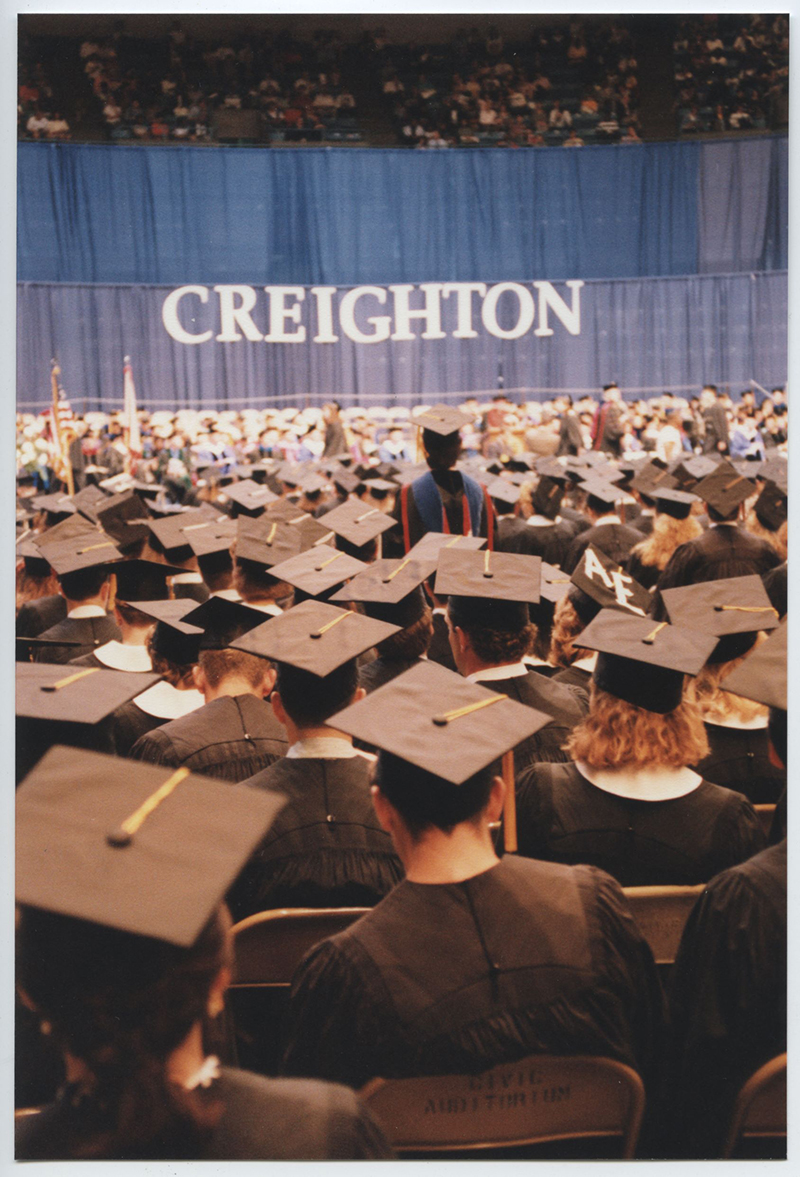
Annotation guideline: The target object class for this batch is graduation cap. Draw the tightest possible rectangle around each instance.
[182,596,268,651]
[96,490,151,547]
[579,476,623,509]
[435,548,542,632]
[231,599,399,677]
[412,404,474,437]
[329,660,550,785]
[16,663,161,725]
[16,745,285,947]
[652,487,699,520]
[758,458,788,494]
[149,616,204,666]
[331,470,361,496]
[630,460,677,498]
[329,557,429,627]
[235,518,301,569]
[754,481,788,531]
[299,474,329,497]
[660,575,779,663]
[266,545,367,598]
[32,513,98,554]
[16,537,52,578]
[357,478,397,499]
[113,559,187,603]
[578,608,718,713]
[693,460,755,515]
[44,533,124,578]
[186,523,237,562]
[263,499,308,524]
[720,619,787,712]
[16,635,83,657]
[486,478,521,509]
[31,492,76,518]
[224,480,278,516]
[538,563,574,606]
[681,455,720,481]
[275,463,305,488]
[129,598,201,626]
[319,498,398,547]
[288,513,336,552]
[406,531,487,566]
[71,484,109,524]
[531,476,565,519]
[569,545,651,624]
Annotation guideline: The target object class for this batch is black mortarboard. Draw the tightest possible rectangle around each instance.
[316,498,397,547]
[358,478,397,500]
[332,470,361,496]
[266,545,367,598]
[720,619,787,711]
[182,597,268,650]
[224,480,278,516]
[289,513,336,552]
[538,563,573,606]
[661,575,779,663]
[758,458,788,494]
[186,523,236,562]
[32,513,97,553]
[486,478,521,508]
[275,462,305,488]
[412,404,474,437]
[630,461,677,498]
[569,544,650,624]
[578,608,718,712]
[435,548,541,605]
[531,476,565,519]
[17,663,160,726]
[263,499,307,524]
[579,476,623,509]
[96,490,151,547]
[31,492,76,518]
[16,745,285,947]
[113,559,187,603]
[693,461,755,515]
[754,481,788,531]
[150,617,204,665]
[17,537,51,578]
[148,507,221,558]
[329,557,429,627]
[235,517,301,568]
[652,487,699,520]
[71,484,109,524]
[329,661,549,785]
[44,534,123,577]
[299,474,329,497]
[681,455,720,482]
[129,599,201,626]
[231,599,399,677]
[405,531,486,568]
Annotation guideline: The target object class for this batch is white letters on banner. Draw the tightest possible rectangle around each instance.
[162,281,584,345]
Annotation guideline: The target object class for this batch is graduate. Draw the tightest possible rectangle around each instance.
[626,486,703,591]
[281,661,665,1092]
[15,747,392,1160]
[562,475,645,574]
[31,535,124,663]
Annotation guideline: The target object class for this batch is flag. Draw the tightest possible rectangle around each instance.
[49,359,75,495]
[122,355,141,455]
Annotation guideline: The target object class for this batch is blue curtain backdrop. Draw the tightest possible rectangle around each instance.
[17,137,787,287]
[17,273,787,410]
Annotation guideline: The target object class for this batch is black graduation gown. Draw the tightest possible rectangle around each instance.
[282,856,665,1092]
[695,721,785,805]
[32,615,122,664]
[650,525,781,617]
[559,505,590,535]
[665,841,786,1158]
[495,515,527,551]
[625,549,662,591]
[515,761,765,886]
[557,413,583,456]
[475,671,587,773]
[15,1066,392,1161]
[16,594,67,646]
[552,664,592,692]
[762,560,787,618]
[563,522,645,575]
[358,655,421,694]
[506,520,575,568]
[129,693,288,782]
[228,755,403,919]
[427,611,457,671]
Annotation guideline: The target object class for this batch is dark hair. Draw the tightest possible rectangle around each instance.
[58,565,109,601]
[234,556,283,601]
[375,608,433,661]
[275,658,359,727]
[115,601,155,629]
[375,751,496,838]
[768,707,786,767]
[199,649,269,689]
[16,905,230,1159]
[423,429,461,470]
[707,504,740,524]
[587,493,614,516]
[334,533,378,562]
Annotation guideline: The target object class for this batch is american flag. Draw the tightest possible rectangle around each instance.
[50,360,74,462]
[122,355,141,455]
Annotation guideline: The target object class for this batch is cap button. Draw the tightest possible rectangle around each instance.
[326,814,335,823]
[107,827,133,848]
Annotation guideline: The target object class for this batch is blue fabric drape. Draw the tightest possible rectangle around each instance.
[19,140,707,286]
[697,136,788,273]
[17,273,787,410]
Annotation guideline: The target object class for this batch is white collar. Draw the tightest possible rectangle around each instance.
[575,760,703,801]
[705,713,769,731]
[710,521,739,528]
[639,507,655,517]
[133,682,204,719]
[245,601,283,615]
[211,588,242,601]
[286,736,359,759]
[67,604,107,619]
[92,641,153,672]
[526,514,561,527]
[571,653,598,672]
[592,514,621,526]
[171,571,203,583]
[432,606,447,616]
[467,661,529,683]
[523,654,551,669]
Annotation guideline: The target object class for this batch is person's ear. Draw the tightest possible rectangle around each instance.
[262,665,277,698]
[207,965,231,1019]
[352,686,367,704]
[271,691,287,726]
[371,784,396,836]
[486,775,506,824]
[192,664,206,693]
[454,625,470,656]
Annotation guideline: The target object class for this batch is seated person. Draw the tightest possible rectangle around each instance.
[516,610,765,885]
[33,543,122,663]
[281,663,665,1091]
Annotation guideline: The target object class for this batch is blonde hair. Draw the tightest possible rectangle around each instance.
[629,512,702,572]
[744,509,788,561]
[566,683,710,770]
[687,633,770,725]
[16,565,58,611]
[548,595,591,668]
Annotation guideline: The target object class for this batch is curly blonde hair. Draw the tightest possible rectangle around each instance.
[687,633,769,725]
[629,513,702,572]
[745,509,788,561]
[566,683,710,770]
[548,595,591,668]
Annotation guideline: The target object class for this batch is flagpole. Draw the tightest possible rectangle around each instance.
[50,359,74,497]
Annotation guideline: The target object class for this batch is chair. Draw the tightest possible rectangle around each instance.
[722,1053,786,1159]
[230,906,369,988]
[360,1054,645,1159]
[754,804,776,840]
[622,885,705,965]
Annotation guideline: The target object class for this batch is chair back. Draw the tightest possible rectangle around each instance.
[754,804,776,840]
[622,884,704,964]
[361,1054,645,1158]
[230,907,369,988]
[722,1053,787,1159]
